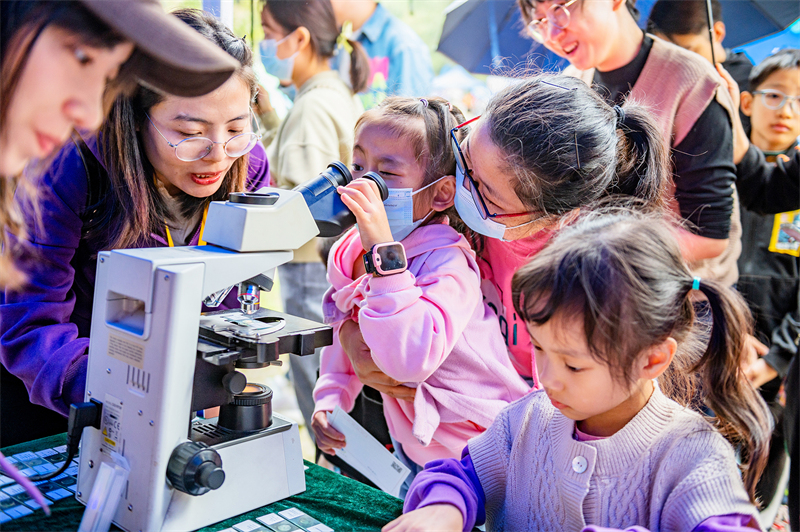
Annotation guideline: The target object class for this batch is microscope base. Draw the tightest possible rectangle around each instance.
[160,413,306,532]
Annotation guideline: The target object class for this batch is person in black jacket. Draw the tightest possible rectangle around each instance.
[719,60,799,531]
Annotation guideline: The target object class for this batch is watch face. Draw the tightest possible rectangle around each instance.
[375,243,406,273]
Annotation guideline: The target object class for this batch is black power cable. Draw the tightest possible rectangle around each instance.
[28,400,103,482]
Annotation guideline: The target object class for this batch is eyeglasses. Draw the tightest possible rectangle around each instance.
[146,111,263,162]
[526,0,578,43]
[752,89,800,113]
[450,116,534,221]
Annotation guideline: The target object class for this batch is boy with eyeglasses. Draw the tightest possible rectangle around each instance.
[719,50,800,532]
[724,47,800,521]
[740,50,800,160]
[732,50,800,389]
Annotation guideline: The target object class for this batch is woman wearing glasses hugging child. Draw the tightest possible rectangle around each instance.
[313,72,682,490]
[0,8,269,425]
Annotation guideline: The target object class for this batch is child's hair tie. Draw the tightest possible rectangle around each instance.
[692,277,701,291]
[419,98,428,108]
[446,101,453,111]
[336,21,354,54]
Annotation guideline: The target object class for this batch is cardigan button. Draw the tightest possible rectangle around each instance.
[572,455,588,473]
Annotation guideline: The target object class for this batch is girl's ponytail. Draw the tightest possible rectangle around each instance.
[693,279,773,501]
[613,102,669,212]
[346,38,370,94]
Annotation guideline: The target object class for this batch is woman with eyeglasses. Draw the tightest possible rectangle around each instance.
[0,8,268,444]
[517,0,741,289]
[339,74,668,396]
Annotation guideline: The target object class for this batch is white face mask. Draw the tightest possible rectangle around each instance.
[384,176,447,241]
[453,166,536,242]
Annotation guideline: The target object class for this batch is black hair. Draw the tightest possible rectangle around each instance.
[482,74,668,218]
[748,48,800,92]
[646,0,722,37]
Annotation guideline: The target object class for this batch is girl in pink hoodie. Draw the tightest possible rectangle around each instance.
[311,98,528,489]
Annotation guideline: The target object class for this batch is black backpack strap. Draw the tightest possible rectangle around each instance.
[71,134,109,238]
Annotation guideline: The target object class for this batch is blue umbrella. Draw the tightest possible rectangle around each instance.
[437,0,567,75]
[732,18,800,65]
[637,0,800,48]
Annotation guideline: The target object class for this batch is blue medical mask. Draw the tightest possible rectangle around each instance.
[258,34,298,81]
[384,176,446,242]
[453,166,536,242]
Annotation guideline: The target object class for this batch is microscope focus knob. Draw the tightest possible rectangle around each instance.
[197,461,225,490]
[167,441,225,496]
[222,371,247,395]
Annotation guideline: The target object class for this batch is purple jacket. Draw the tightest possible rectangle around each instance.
[0,137,270,416]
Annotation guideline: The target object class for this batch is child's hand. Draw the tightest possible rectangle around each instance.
[311,410,346,455]
[382,505,464,532]
[338,178,394,251]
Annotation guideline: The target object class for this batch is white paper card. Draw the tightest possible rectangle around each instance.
[257,514,284,526]
[232,520,263,532]
[278,508,304,519]
[326,406,410,497]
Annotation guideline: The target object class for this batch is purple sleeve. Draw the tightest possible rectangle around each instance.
[0,141,92,416]
[404,446,486,532]
[582,513,760,532]
[246,141,271,189]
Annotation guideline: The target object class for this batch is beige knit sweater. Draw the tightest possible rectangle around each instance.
[565,36,741,286]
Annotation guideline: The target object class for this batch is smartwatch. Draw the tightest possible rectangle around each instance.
[363,242,407,276]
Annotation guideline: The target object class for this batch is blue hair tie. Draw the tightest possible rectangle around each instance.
[692,277,701,290]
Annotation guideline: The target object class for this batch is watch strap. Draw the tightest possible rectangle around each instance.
[363,250,380,276]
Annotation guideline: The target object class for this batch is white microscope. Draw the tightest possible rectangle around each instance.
[75,163,388,532]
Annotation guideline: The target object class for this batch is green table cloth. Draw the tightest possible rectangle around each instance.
[1,434,403,531]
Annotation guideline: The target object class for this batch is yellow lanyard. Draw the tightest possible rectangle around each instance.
[164,204,209,247]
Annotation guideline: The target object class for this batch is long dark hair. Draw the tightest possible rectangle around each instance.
[262,0,370,93]
[0,1,132,288]
[484,74,667,217]
[461,73,667,254]
[511,210,772,502]
[96,8,256,250]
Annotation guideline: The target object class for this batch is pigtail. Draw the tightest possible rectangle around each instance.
[347,39,370,94]
[693,279,773,502]
[612,102,669,212]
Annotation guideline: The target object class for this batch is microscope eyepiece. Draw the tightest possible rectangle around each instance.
[293,162,388,237]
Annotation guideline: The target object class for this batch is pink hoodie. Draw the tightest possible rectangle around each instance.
[313,222,529,466]
[476,231,553,383]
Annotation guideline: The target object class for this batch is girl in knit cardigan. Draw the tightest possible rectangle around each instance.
[387,210,772,532]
